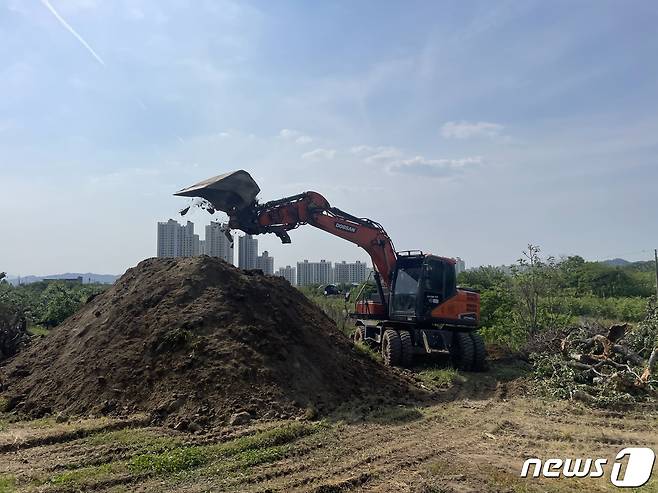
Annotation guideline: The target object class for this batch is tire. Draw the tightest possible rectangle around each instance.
[353,325,366,345]
[450,332,474,371]
[382,329,402,367]
[470,332,488,372]
[399,330,414,367]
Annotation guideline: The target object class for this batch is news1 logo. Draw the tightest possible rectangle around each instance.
[521,448,655,487]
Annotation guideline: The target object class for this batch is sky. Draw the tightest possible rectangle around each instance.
[1,0,657,276]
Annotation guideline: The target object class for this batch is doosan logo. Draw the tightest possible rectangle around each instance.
[521,448,655,487]
[335,222,357,233]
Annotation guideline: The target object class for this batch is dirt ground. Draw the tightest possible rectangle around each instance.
[2,359,657,493]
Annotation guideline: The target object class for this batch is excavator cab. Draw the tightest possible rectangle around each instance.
[355,251,477,328]
[390,252,457,323]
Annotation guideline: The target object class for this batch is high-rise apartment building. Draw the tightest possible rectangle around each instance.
[157,219,199,258]
[238,234,258,269]
[333,260,368,284]
[276,265,296,285]
[455,257,466,275]
[256,250,274,275]
[296,259,333,286]
[205,221,234,264]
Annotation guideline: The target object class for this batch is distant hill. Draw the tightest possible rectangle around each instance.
[601,258,631,267]
[599,259,656,272]
[6,273,118,286]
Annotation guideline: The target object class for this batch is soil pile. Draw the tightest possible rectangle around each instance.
[0,257,416,427]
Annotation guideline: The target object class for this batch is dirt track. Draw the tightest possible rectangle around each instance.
[2,362,657,493]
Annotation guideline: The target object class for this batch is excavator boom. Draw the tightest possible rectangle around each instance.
[176,171,397,286]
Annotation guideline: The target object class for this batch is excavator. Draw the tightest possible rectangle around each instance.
[175,170,486,370]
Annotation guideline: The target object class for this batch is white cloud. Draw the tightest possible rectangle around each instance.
[388,156,482,178]
[364,147,402,164]
[279,128,299,139]
[279,128,312,144]
[302,148,336,161]
[350,145,402,163]
[440,121,504,139]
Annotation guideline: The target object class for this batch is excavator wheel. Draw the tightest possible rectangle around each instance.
[470,332,488,372]
[399,330,414,367]
[450,332,474,371]
[353,326,366,345]
[382,329,402,367]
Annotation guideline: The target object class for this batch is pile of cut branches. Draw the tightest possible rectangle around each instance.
[531,323,657,406]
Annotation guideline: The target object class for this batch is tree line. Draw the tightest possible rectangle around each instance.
[458,245,656,348]
[0,278,108,330]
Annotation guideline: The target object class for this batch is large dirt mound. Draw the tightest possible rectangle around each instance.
[0,257,416,427]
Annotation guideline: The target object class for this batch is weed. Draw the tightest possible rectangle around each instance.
[27,325,49,337]
[233,444,289,468]
[129,422,324,477]
[0,397,8,413]
[417,368,459,389]
[50,463,116,486]
[211,421,323,458]
[0,475,15,493]
[129,446,207,475]
[353,342,382,363]
[87,428,181,451]
[155,328,193,353]
[365,406,423,424]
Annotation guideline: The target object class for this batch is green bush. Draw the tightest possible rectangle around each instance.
[0,281,108,328]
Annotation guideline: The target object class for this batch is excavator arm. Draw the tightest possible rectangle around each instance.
[175,171,398,287]
[234,191,397,287]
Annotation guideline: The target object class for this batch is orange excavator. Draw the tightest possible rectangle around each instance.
[175,170,485,370]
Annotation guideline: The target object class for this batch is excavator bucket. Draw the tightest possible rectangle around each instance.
[174,170,260,213]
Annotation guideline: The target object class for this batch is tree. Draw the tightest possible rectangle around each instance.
[458,266,507,291]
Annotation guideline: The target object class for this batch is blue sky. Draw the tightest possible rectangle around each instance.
[1,0,657,275]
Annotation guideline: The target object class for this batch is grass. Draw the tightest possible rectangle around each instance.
[129,421,325,476]
[44,422,327,488]
[212,421,323,456]
[12,417,57,429]
[0,476,15,493]
[85,427,182,451]
[27,325,49,337]
[353,341,383,363]
[365,406,423,424]
[129,446,207,475]
[426,462,540,493]
[416,367,460,389]
[50,463,117,486]
[0,397,9,413]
